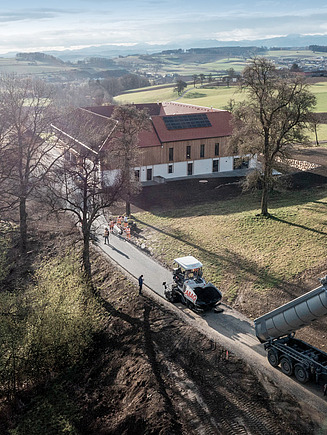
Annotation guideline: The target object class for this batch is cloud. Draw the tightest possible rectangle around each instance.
[0,8,78,23]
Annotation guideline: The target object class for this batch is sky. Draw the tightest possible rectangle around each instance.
[1,0,327,54]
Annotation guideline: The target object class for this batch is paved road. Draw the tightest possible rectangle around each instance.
[94,217,327,419]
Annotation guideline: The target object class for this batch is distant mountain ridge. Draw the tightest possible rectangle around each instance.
[3,34,327,61]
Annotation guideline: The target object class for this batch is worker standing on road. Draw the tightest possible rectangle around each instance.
[138,275,144,295]
[109,220,114,232]
[126,226,131,240]
[104,227,109,245]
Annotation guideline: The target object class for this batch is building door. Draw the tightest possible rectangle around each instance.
[212,159,219,172]
[147,168,152,181]
[187,162,193,176]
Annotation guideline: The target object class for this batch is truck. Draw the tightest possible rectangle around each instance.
[163,255,222,311]
[254,275,327,384]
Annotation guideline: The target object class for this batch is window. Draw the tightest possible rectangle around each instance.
[169,147,174,161]
[200,144,205,158]
[134,169,140,180]
[186,145,191,159]
[215,143,220,156]
[187,162,193,175]
[147,168,152,180]
[212,159,219,172]
[168,164,173,174]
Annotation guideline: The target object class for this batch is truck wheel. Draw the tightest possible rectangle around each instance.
[186,300,193,309]
[267,349,279,367]
[294,364,310,383]
[280,357,293,376]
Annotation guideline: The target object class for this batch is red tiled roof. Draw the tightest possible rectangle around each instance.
[161,101,222,115]
[151,111,232,143]
[84,103,162,117]
[137,123,161,147]
[82,104,232,148]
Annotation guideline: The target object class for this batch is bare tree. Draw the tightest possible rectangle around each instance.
[106,105,150,216]
[229,58,316,216]
[192,74,198,87]
[48,109,120,283]
[0,74,62,252]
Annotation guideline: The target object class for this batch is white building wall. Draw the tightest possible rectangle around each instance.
[103,154,257,186]
[193,159,212,175]
[219,156,234,172]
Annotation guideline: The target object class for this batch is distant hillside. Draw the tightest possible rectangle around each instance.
[16,52,65,65]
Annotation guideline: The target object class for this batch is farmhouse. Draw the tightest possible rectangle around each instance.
[53,101,256,183]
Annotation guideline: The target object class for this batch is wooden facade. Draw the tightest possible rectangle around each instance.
[139,136,230,166]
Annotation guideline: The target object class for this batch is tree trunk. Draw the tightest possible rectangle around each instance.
[260,185,269,216]
[261,151,271,217]
[125,200,131,217]
[19,197,28,253]
[314,124,319,146]
[82,229,92,284]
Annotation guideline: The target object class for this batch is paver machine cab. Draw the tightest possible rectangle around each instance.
[254,276,327,384]
[163,256,222,311]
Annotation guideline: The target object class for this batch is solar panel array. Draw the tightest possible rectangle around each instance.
[163,113,212,130]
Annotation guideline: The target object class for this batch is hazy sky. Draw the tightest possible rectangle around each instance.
[1,0,327,53]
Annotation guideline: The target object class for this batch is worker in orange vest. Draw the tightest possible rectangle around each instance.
[126,226,131,239]
[109,220,114,232]
[117,216,122,225]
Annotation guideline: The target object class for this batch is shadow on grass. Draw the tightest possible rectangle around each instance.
[269,215,327,236]
[134,217,305,298]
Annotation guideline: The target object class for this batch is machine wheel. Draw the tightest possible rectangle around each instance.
[267,349,279,368]
[186,300,193,309]
[280,357,294,376]
[294,364,310,384]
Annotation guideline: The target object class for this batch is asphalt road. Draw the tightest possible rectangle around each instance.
[94,217,327,420]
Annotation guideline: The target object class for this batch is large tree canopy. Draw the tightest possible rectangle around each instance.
[230,57,316,216]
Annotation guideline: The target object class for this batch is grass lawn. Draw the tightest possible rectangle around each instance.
[134,186,327,303]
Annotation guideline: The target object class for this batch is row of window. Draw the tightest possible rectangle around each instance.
[169,143,219,161]
[135,159,220,180]
[134,156,250,181]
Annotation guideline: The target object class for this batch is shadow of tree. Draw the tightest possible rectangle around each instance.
[269,215,327,236]
[142,301,182,433]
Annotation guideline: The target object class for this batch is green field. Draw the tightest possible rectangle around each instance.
[134,186,327,306]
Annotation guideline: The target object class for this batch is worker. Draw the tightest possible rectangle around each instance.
[117,216,122,225]
[126,226,131,239]
[103,227,109,245]
[109,220,114,232]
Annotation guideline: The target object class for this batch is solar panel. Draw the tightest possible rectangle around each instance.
[163,113,211,130]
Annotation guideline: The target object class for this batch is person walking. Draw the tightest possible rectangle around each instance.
[104,227,109,245]
[138,275,144,295]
